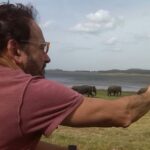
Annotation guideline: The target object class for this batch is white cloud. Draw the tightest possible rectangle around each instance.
[40,20,54,29]
[133,33,150,43]
[105,37,118,45]
[71,9,124,34]
[87,9,112,23]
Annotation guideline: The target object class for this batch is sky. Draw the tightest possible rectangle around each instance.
[1,0,150,71]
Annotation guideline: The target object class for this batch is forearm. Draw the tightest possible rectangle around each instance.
[104,91,150,127]
[124,93,150,124]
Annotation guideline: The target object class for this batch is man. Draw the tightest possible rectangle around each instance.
[0,2,150,150]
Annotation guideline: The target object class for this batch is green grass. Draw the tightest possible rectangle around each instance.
[95,89,136,100]
[41,89,150,150]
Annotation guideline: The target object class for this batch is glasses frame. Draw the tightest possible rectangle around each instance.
[20,40,50,53]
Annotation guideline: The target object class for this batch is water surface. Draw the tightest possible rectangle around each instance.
[45,70,150,92]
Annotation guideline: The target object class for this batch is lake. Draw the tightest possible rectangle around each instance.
[45,70,150,92]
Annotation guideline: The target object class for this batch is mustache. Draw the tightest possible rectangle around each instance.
[43,64,46,69]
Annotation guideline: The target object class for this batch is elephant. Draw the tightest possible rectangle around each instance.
[72,85,97,97]
[137,87,148,95]
[92,86,97,96]
[107,85,122,96]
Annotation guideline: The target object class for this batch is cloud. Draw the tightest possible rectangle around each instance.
[104,37,118,45]
[71,9,124,34]
[134,33,150,41]
[40,20,54,29]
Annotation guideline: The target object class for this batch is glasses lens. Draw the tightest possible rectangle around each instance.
[21,40,50,53]
[45,42,50,53]
[40,43,48,53]
[45,44,48,53]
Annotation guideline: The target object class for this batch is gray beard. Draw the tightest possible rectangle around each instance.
[21,55,45,77]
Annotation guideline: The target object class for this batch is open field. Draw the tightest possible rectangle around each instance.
[41,89,150,150]
[95,89,136,100]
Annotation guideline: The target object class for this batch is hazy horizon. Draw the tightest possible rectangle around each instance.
[46,68,150,72]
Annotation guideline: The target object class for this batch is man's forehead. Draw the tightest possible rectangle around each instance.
[29,19,45,42]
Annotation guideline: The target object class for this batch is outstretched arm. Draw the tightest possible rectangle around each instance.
[61,87,150,128]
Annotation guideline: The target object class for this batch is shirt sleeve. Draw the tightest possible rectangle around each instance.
[20,77,83,136]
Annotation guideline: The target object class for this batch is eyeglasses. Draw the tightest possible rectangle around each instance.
[20,40,50,53]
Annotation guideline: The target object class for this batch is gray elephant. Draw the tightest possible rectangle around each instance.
[107,85,122,96]
[72,85,96,97]
[92,86,97,96]
[137,87,148,95]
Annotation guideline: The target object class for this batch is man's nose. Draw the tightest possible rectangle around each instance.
[45,53,51,63]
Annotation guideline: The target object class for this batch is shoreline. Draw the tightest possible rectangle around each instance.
[66,84,139,92]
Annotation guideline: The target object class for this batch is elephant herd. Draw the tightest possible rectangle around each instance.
[72,85,147,97]
[71,85,122,97]
[72,85,96,97]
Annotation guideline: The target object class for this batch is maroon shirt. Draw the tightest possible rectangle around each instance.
[0,66,83,149]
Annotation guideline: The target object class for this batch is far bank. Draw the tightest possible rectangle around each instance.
[45,70,150,92]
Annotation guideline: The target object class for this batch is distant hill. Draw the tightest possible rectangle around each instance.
[98,69,150,74]
[46,69,150,75]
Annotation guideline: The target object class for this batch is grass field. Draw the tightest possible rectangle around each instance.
[42,89,150,150]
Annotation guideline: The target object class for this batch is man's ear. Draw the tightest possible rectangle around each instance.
[6,39,19,56]
[6,39,25,64]
[14,49,24,64]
